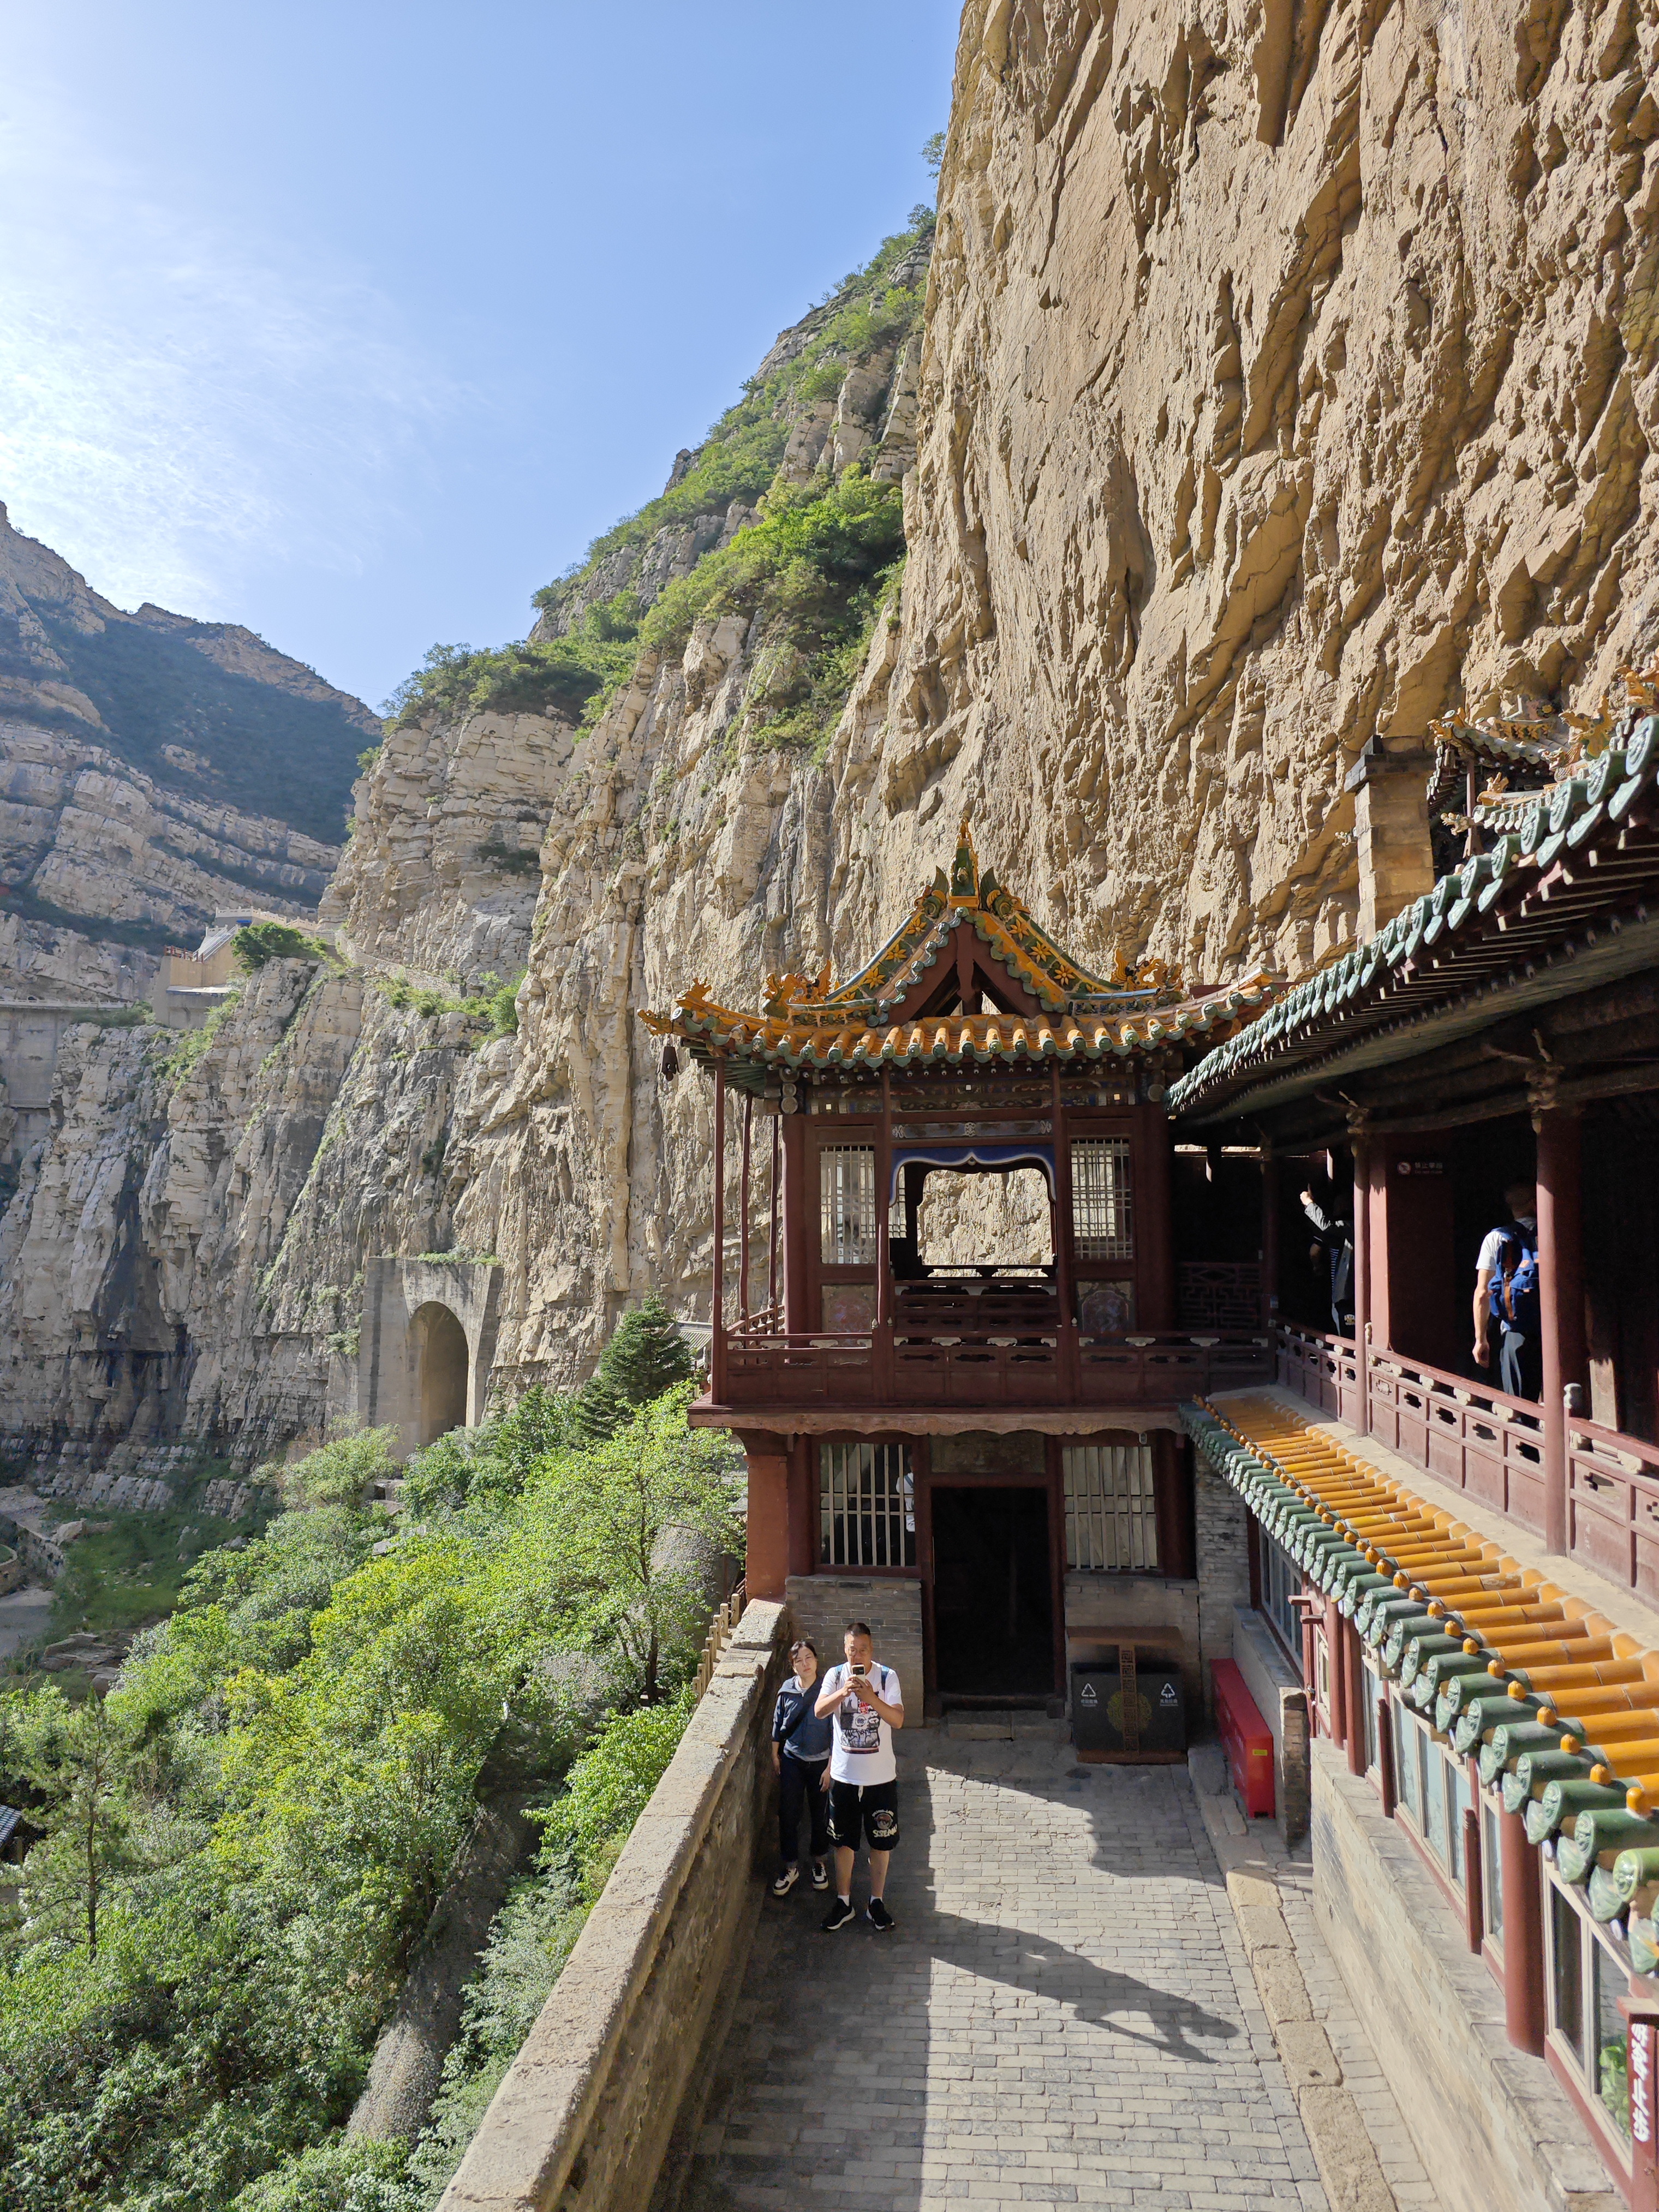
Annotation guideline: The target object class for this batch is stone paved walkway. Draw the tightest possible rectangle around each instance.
[682,1722,1328,2211]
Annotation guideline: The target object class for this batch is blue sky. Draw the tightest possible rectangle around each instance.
[0,1,959,708]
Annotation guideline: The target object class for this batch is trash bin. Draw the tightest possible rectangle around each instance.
[1071,1650,1186,1761]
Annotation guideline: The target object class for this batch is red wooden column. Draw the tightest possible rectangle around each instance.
[738,1092,753,1325]
[1350,1120,1371,1434]
[1324,1593,1347,1748]
[767,1107,780,1316]
[1501,1804,1547,2054]
[1537,1104,1585,1558]
[1138,1099,1175,1331]
[1261,1146,1279,1330]
[1052,1065,1079,1393]
[781,1111,808,1333]
[712,1059,727,1402]
[875,1068,894,1396]
[1343,1618,1368,1777]
[739,1431,790,1600]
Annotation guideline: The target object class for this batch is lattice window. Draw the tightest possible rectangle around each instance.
[818,1145,878,1265]
[1063,1443,1158,1570]
[820,1442,915,1568]
[1071,1138,1133,1259]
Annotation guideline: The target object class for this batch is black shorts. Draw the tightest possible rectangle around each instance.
[828,1777,900,1851]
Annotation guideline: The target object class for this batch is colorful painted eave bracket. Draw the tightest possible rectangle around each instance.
[1180,1395,1659,1972]
[640,976,1275,1077]
[1168,710,1659,1125]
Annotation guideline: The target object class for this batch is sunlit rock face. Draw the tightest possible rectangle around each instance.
[9,0,1659,1462]
[878,0,1659,983]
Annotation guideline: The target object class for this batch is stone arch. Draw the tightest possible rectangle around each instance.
[412,1301,469,1447]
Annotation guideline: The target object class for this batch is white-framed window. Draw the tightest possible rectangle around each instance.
[819,1442,915,1569]
[1392,1696,1470,1887]
[1548,1870,1633,2155]
[1063,1443,1158,1570]
[1362,1663,1380,1776]
[1071,1138,1133,1259]
[819,1145,877,1265]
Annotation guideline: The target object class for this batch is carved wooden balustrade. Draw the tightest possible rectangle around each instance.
[719,1317,1272,1409]
[1275,1323,1659,1601]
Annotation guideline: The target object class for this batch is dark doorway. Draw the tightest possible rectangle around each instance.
[930,1486,1054,1696]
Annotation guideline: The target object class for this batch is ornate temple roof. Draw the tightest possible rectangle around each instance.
[1169,703,1659,1125]
[642,819,1274,1088]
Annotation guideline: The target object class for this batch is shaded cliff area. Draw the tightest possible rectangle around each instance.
[0,505,371,1000]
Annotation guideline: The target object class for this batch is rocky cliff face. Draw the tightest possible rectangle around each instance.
[0,504,372,997]
[6,0,1659,1472]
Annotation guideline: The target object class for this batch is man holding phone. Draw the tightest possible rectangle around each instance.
[814,1621,903,1932]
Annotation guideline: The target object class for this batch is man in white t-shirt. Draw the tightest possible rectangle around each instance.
[813,1621,903,1932]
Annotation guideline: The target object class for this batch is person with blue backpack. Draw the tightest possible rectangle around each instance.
[1473,1179,1541,1401]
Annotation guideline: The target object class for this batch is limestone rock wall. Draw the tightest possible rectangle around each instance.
[8,0,1659,1461]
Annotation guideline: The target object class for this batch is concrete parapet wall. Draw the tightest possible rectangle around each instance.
[784,1575,923,1713]
[1311,1742,1621,2212]
[437,1599,789,2212]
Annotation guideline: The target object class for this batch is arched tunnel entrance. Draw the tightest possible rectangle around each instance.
[412,1301,469,1446]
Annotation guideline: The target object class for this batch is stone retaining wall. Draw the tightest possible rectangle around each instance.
[784,1574,923,1711]
[437,1599,789,2212]
[1311,1742,1620,2212]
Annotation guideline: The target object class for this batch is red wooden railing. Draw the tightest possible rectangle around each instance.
[1566,1416,1659,1605]
[1275,1324,1659,1601]
[1276,1324,1362,1427]
[717,1324,1273,1409]
[1365,1350,1546,1537]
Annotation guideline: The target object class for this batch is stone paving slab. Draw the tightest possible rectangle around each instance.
[678,1732,1328,2212]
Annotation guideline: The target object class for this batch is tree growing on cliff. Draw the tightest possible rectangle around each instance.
[571,1292,696,1441]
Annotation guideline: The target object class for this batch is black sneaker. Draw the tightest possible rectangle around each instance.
[866,1898,894,1932]
[821,1897,856,1932]
[770,1864,799,1897]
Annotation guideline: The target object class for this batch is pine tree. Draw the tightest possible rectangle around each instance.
[574,1292,696,1439]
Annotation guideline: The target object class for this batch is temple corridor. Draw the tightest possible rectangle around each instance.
[678,1725,1411,2211]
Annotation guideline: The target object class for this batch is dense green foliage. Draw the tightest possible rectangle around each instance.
[381,210,930,750]
[374,969,524,1040]
[0,1381,741,2211]
[231,923,336,974]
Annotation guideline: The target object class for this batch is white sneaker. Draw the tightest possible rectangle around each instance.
[770,1864,800,1896]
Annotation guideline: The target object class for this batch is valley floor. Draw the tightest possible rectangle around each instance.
[682,1726,1336,2211]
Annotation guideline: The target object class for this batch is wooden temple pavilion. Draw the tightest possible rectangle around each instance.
[643,820,1275,1708]
[1170,682,1659,2202]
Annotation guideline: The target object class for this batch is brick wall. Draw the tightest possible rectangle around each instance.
[1194,1448,1251,1720]
[785,1575,924,1719]
[435,1601,790,2212]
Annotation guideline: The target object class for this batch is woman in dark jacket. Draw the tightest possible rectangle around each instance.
[771,1638,833,1894]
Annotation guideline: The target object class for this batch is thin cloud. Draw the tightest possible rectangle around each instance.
[0,88,457,621]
